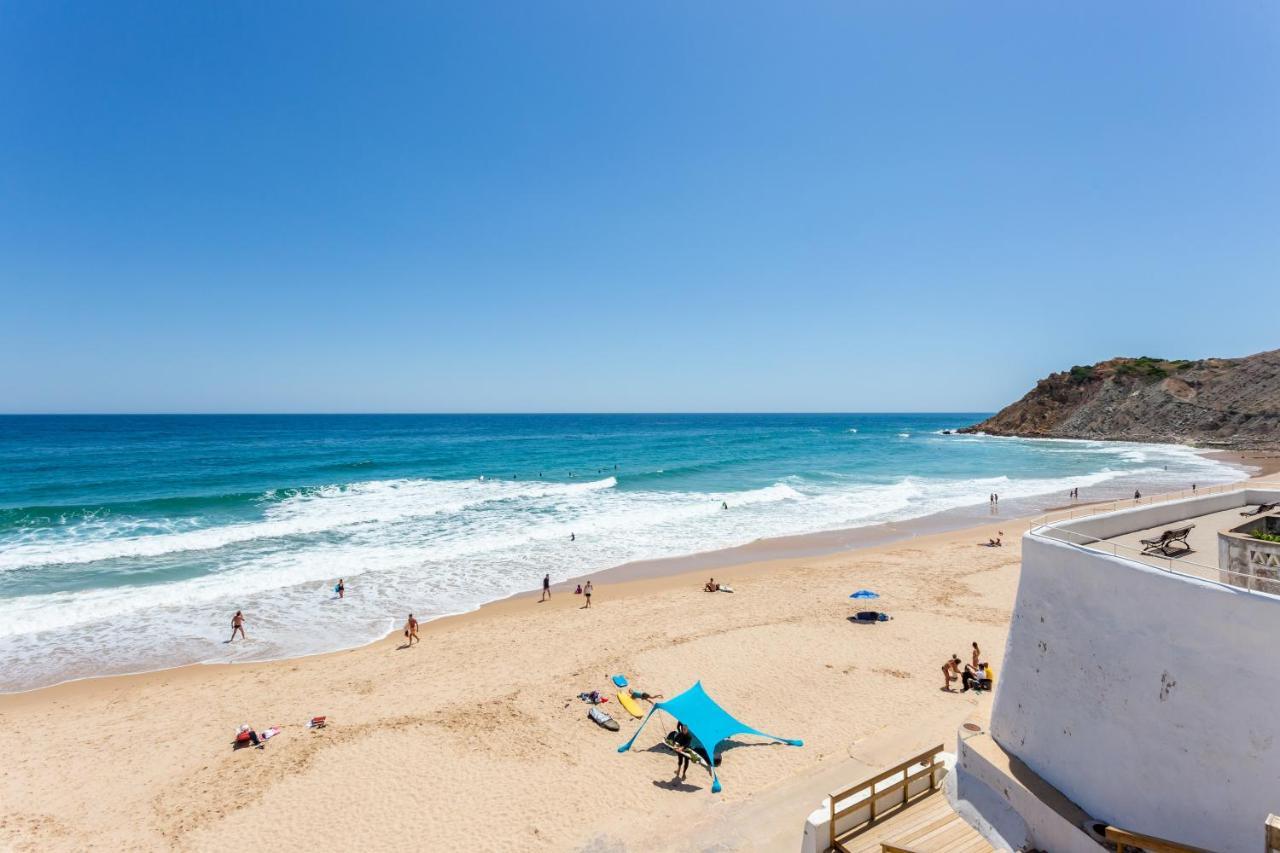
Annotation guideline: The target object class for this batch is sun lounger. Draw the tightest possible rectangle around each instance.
[1240,503,1278,517]
[1140,524,1194,556]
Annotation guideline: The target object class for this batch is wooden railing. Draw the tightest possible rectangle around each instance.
[1104,825,1215,853]
[827,744,943,853]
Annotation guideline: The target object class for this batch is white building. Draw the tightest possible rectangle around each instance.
[956,487,1280,852]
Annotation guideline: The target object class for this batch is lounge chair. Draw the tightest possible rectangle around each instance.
[1140,524,1194,556]
[1240,503,1278,517]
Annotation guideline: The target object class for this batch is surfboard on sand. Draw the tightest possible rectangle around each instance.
[588,707,620,732]
[616,691,643,718]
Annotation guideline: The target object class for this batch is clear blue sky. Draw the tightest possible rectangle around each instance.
[2,1,1276,413]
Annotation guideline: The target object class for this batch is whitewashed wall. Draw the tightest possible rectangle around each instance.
[990,532,1280,853]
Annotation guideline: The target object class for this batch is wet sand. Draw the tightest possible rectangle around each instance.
[1,463,1272,852]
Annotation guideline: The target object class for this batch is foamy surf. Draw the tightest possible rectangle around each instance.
[0,415,1247,692]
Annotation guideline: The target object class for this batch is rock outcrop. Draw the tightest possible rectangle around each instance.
[960,350,1280,448]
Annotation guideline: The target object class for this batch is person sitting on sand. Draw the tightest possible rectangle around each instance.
[574,584,582,595]
[941,655,962,691]
[704,578,720,592]
[673,722,692,780]
[236,724,262,749]
[230,610,246,642]
[404,613,419,646]
[961,663,980,692]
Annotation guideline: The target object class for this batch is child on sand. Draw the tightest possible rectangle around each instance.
[404,614,419,646]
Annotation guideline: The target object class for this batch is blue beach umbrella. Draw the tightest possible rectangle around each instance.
[849,590,880,599]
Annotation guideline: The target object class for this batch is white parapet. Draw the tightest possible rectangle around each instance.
[989,497,1280,853]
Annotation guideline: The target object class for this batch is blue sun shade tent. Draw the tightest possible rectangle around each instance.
[850,589,880,599]
[617,681,802,792]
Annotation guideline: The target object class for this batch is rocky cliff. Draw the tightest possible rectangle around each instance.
[961,350,1280,448]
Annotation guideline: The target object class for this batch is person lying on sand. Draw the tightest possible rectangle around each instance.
[404,613,419,646]
[630,689,664,701]
[941,655,962,691]
[981,532,1004,547]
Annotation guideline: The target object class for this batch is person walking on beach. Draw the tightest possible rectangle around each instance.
[229,610,246,642]
[583,580,593,608]
[404,614,419,646]
[1134,489,1141,501]
[335,578,345,599]
[540,573,551,602]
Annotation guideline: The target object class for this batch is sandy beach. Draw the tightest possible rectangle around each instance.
[3,465,1274,853]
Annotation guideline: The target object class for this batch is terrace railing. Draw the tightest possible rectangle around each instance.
[1026,477,1280,598]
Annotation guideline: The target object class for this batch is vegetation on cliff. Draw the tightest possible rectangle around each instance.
[960,350,1280,448]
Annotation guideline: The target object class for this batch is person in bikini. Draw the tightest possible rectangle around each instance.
[404,613,419,646]
[941,655,962,691]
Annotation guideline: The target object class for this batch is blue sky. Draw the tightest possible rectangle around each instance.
[2,1,1276,413]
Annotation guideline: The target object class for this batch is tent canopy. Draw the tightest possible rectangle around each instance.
[849,589,880,599]
[617,681,802,792]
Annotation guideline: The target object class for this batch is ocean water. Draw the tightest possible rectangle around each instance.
[0,414,1244,692]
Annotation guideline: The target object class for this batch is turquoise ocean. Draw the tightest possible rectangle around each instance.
[0,414,1245,691]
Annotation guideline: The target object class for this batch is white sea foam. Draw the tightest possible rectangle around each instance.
[0,438,1247,692]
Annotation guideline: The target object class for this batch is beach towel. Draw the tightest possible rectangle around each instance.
[611,674,628,688]
[261,726,281,740]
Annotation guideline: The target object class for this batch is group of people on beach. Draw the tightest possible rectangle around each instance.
[538,573,594,607]
[942,642,992,692]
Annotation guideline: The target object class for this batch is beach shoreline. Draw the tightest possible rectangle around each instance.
[3,467,1277,851]
[5,445,1268,699]
[4,445,1264,698]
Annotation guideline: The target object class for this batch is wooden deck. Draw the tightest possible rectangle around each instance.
[838,790,995,853]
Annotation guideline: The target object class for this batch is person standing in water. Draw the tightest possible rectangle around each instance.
[229,610,246,642]
[540,573,551,602]
[583,580,593,608]
[335,578,345,599]
[404,614,419,646]
[570,532,575,542]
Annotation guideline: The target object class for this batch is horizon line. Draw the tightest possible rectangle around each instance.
[0,410,996,417]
